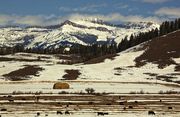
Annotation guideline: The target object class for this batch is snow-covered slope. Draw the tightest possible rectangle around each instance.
[0,30,179,83]
[0,19,159,49]
[0,30,179,95]
[0,27,49,47]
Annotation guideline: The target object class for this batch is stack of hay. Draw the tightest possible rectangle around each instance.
[53,82,70,89]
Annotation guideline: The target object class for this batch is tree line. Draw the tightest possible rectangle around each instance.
[160,18,180,36]
[117,18,180,52]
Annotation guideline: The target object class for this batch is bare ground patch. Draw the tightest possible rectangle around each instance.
[143,73,158,77]
[156,75,180,84]
[167,73,180,75]
[114,67,126,76]
[84,54,117,64]
[2,65,44,81]
[143,73,180,84]
[0,57,43,62]
[114,67,126,71]
[63,69,81,80]
[135,30,180,68]
[175,65,180,71]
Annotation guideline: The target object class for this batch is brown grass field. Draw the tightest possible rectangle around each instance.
[0,93,180,115]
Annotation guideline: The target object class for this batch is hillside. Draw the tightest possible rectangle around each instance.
[81,30,180,83]
[0,30,179,84]
[135,30,180,69]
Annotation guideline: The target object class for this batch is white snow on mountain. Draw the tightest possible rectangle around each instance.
[0,19,159,49]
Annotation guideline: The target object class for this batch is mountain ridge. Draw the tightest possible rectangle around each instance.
[0,19,159,49]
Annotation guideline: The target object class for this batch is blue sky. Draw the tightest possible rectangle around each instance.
[0,0,179,26]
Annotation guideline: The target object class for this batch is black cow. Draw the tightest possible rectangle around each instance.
[129,106,133,109]
[119,102,124,105]
[104,112,109,115]
[134,101,138,103]
[37,112,40,116]
[97,112,104,116]
[65,110,70,115]
[8,99,14,102]
[7,95,12,98]
[1,108,7,111]
[148,111,155,115]
[97,112,109,116]
[57,111,63,115]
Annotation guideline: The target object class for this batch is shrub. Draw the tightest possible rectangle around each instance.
[158,90,180,94]
[85,88,95,94]
[158,90,164,94]
[139,90,144,94]
[129,90,146,94]
[129,91,136,94]
[58,91,69,94]
[35,91,42,95]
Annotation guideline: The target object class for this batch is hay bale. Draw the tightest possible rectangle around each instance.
[53,82,70,89]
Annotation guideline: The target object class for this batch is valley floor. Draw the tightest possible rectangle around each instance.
[0,93,180,117]
[0,43,179,116]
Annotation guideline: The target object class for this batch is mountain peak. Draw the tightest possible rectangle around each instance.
[60,20,74,26]
[0,19,160,48]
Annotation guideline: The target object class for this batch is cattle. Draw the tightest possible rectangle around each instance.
[37,112,40,116]
[104,112,109,115]
[106,103,111,105]
[119,100,127,105]
[97,112,109,116]
[119,102,124,105]
[21,98,26,100]
[88,101,93,105]
[7,95,12,98]
[8,99,14,102]
[168,107,173,110]
[97,112,104,116]
[1,108,7,111]
[129,106,133,109]
[68,102,73,105]
[65,110,70,115]
[148,111,155,115]
[134,101,138,103]
[57,111,63,115]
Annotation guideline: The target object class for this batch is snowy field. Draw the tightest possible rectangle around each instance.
[0,81,179,94]
[0,49,179,83]
[0,44,179,94]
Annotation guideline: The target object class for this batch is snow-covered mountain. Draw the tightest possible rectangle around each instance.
[0,19,159,49]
